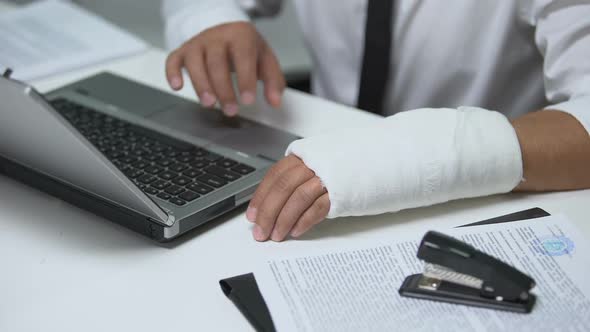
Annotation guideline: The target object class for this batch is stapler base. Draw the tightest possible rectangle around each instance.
[399,274,535,313]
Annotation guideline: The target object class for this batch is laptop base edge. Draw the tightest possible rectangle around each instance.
[0,154,169,242]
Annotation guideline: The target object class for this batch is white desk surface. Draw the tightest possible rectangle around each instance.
[1,49,589,332]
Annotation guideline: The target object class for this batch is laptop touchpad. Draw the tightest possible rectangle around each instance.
[148,102,252,141]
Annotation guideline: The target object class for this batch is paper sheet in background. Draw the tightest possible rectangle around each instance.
[255,215,590,331]
[0,0,147,81]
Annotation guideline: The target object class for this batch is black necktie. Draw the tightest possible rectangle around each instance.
[357,0,394,114]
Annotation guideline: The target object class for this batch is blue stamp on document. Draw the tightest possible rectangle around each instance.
[540,235,575,256]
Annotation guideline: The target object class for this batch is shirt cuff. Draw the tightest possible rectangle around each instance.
[545,96,590,136]
[165,2,249,50]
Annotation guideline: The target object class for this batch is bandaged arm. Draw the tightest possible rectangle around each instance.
[287,105,590,218]
[287,107,524,218]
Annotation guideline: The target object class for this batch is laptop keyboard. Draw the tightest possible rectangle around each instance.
[49,98,256,207]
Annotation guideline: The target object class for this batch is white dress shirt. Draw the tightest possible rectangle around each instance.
[163,0,590,135]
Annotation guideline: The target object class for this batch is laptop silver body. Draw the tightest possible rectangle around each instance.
[0,72,298,241]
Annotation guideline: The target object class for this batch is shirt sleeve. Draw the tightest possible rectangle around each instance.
[162,0,248,50]
[162,0,283,51]
[522,0,590,135]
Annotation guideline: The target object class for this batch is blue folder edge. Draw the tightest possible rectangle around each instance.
[219,207,550,332]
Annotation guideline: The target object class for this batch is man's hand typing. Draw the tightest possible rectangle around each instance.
[165,22,285,116]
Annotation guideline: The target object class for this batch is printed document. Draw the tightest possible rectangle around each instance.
[254,215,590,331]
[0,0,147,81]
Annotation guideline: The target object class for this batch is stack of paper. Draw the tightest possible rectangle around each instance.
[0,0,147,81]
[255,215,590,331]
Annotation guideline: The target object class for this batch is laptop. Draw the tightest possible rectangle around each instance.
[0,70,299,241]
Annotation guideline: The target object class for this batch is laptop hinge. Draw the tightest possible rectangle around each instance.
[3,68,13,78]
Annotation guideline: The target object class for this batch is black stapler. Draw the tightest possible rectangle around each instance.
[399,231,536,313]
